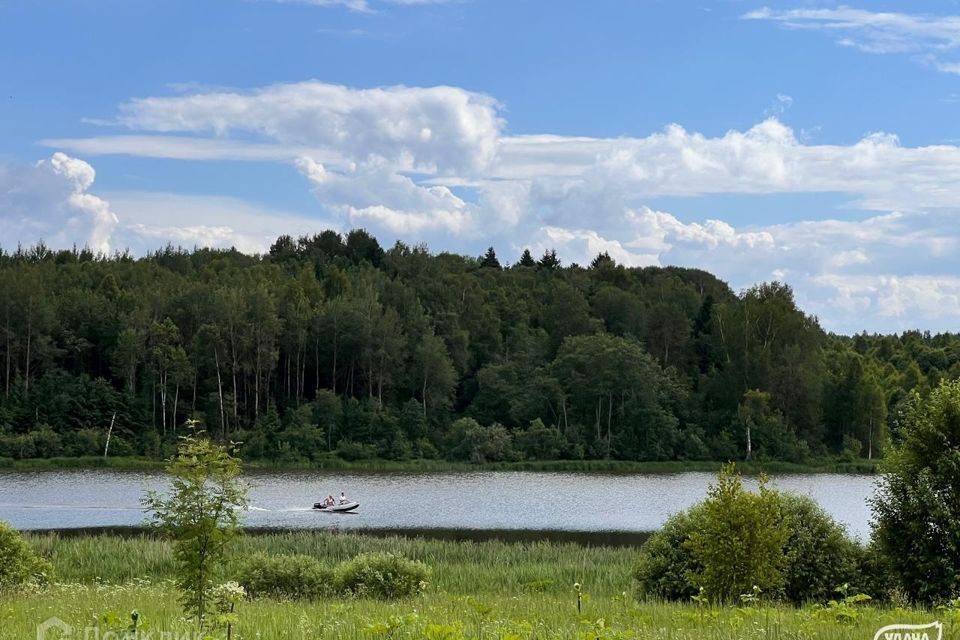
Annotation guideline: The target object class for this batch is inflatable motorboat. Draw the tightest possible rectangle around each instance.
[313,501,360,512]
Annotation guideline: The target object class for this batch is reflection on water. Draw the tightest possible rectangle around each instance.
[0,469,877,539]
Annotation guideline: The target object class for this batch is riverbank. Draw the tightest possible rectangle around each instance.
[10,530,938,640]
[0,455,879,474]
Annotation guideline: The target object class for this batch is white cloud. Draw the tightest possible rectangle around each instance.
[0,152,337,255]
[295,157,474,235]
[744,6,960,73]
[40,135,351,165]
[527,226,659,268]
[0,153,118,253]
[105,190,338,254]
[30,80,960,332]
[492,120,960,217]
[114,81,502,175]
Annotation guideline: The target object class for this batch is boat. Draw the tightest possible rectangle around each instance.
[313,501,360,512]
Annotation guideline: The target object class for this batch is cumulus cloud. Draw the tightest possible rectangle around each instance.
[496,120,960,213]
[295,157,475,235]
[0,153,338,255]
[744,6,960,73]
[0,153,118,253]
[27,79,960,331]
[114,81,502,175]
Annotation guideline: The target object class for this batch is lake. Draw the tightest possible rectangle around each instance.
[0,469,878,540]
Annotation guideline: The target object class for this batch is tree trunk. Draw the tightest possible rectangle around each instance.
[24,296,32,396]
[215,345,226,439]
[606,392,613,459]
[4,308,10,397]
[331,317,338,393]
[173,382,180,434]
[104,411,116,457]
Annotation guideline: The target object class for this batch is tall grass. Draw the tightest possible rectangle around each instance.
[13,530,950,640]
[27,531,637,595]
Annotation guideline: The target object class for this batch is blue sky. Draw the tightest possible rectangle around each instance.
[4,1,960,333]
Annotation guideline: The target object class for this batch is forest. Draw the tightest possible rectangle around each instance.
[0,229,951,465]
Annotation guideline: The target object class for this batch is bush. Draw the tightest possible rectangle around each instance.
[633,506,704,601]
[686,465,789,602]
[237,553,335,600]
[634,467,862,604]
[855,540,898,601]
[334,552,431,599]
[778,494,860,603]
[0,521,53,590]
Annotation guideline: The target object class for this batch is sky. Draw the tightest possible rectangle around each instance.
[4,1,960,334]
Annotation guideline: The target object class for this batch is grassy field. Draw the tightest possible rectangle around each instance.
[0,455,879,474]
[6,531,947,640]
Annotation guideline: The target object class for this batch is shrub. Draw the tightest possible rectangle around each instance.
[633,506,704,601]
[335,552,431,599]
[0,521,53,590]
[855,540,898,602]
[237,553,335,600]
[778,494,860,603]
[634,466,862,605]
[686,465,789,603]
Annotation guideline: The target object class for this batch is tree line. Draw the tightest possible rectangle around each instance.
[0,230,953,464]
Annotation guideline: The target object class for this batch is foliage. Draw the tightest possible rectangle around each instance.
[632,507,704,601]
[0,520,52,590]
[635,468,859,605]
[335,552,432,599]
[143,428,248,623]
[685,465,789,602]
[237,552,335,600]
[778,494,860,603]
[872,379,960,603]
[0,233,949,466]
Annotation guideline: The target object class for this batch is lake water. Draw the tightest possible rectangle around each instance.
[0,470,878,540]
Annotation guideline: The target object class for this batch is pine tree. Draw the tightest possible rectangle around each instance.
[537,249,560,270]
[479,246,501,269]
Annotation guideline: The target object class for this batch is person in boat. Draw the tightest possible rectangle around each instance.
[324,495,335,507]
[339,491,349,505]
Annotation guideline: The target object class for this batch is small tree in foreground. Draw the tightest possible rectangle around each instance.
[685,464,789,603]
[144,424,248,625]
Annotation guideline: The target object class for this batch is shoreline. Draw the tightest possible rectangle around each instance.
[0,455,879,474]
[23,525,654,547]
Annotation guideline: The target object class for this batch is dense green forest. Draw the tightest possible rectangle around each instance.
[0,230,952,465]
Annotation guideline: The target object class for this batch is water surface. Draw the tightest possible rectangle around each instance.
[0,470,877,539]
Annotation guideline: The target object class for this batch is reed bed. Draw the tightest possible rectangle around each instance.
[10,531,952,640]
[27,531,637,595]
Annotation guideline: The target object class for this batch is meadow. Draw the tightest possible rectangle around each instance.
[6,531,949,640]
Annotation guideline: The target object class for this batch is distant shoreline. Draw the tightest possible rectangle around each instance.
[0,455,879,474]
